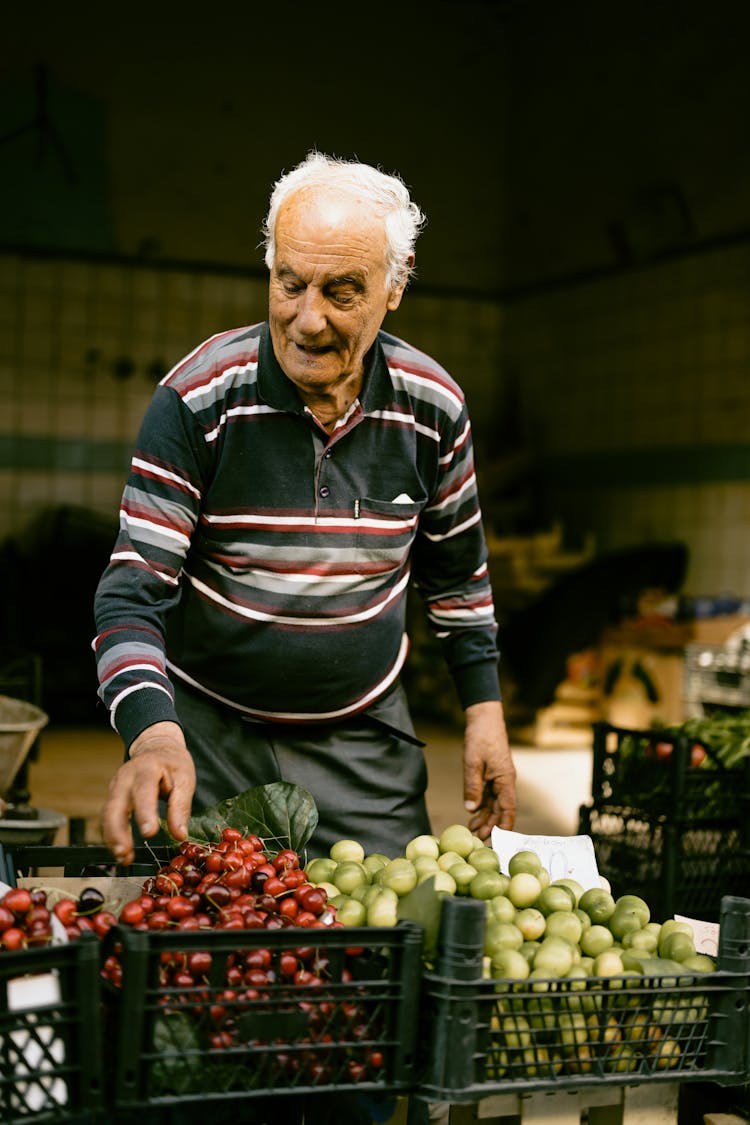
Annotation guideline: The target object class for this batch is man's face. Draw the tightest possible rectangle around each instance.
[268,188,407,398]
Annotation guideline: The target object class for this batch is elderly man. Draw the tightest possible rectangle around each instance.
[94,151,516,867]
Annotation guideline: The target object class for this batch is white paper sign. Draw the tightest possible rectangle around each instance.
[491,827,603,890]
[7,971,61,1010]
[675,914,720,957]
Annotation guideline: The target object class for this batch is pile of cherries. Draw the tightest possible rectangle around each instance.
[0,884,117,950]
[104,828,384,1087]
[0,828,334,953]
[115,827,332,936]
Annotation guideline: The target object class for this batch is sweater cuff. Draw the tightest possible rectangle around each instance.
[114,686,182,751]
[453,660,502,711]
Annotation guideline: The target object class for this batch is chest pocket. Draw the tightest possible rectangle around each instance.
[354,495,426,563]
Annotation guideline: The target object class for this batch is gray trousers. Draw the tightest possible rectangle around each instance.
[171,678,432,860]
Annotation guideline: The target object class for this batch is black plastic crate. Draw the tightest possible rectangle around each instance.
[2,844,426,1112]
[579,804,750,922]
[417,895,750,1105]
[0,935,104,1122]
[579,721,750,921]
[107,920,423,1112]
[587,720,750,820]
[1,843,175,882]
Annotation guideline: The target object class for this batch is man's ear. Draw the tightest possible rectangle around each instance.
[387,254,415,311]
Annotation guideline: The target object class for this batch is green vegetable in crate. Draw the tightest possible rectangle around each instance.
[309,823,510,959]
[614,710,750,816]
[317,829,721,1073]
[664,710,750,771]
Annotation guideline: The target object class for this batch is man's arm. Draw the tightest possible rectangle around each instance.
[93,385,206,749]
[410,390,518,835]
[462,699,517,838]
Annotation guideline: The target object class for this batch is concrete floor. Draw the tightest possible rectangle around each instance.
[17,720,593,850]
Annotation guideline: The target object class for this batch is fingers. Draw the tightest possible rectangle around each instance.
[163,755,196,844]
[101,744,196,864]
[465,768,518,839]
[101,764,139,866]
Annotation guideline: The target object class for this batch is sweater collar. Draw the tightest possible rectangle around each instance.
[256,323,394,416]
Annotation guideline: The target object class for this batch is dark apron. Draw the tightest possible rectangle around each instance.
[172,677,432,861]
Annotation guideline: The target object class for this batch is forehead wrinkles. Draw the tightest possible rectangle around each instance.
[276,190,387,276]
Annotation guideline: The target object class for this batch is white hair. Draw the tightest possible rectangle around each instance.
[261,151,427,289]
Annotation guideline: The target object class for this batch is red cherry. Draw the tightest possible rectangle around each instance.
[273,849,300,872]
[244,947,272,970]
[176,916,201,931]
[203,884,231,910]
[172,971,195,988]
[263,876,287,897]
[295,886,327,915]
[279,952,299,977]
[91,911,118,938]
[147,910,171,930]
[295,911,319,928]
[119,900,145,927]
[27,921,53,946]
[221,827,244,842]
[187,951,212,976]
[2,888,33,917]
[223,865,251,890]
[278,897,300,920]
[281,869,307,889]
[0,905,17,932]
[2,926,28,950]
[166,896,196,921]
[27,904,51,927]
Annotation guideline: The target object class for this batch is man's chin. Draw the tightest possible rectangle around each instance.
[284,353,341,385]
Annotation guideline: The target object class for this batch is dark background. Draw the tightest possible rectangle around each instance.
[3,0,748,295]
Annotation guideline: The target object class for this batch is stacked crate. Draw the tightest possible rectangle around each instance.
[578,721,750,922]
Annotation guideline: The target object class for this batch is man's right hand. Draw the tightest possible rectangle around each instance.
[101,721,196,866]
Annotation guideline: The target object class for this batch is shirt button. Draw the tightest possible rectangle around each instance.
[324,450,333,459]
[319,486,330,498]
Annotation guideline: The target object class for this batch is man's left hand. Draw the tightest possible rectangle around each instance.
[462,699,517,839]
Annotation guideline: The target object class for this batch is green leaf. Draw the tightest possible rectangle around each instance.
[179,781,319,853]
[396,875,446,963]
[151,1011,203,1095]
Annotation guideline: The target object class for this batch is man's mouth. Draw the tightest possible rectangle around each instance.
[295,342,333,356]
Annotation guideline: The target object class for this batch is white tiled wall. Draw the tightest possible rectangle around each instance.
[0,252,505,544]
[2,245,747,599]
[504,243,750,598]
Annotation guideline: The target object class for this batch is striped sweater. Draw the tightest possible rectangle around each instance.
[93,322,501,747]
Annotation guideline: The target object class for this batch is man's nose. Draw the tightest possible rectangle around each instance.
[295,288,327,333]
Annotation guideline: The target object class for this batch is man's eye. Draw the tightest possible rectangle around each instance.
[283,282,303,295]
[331,290,356,305]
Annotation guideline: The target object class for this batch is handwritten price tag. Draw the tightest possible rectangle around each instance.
[490,828,603,890]
[674,914,719,957]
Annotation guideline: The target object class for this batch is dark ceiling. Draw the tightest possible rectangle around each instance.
[2,1,748,296]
